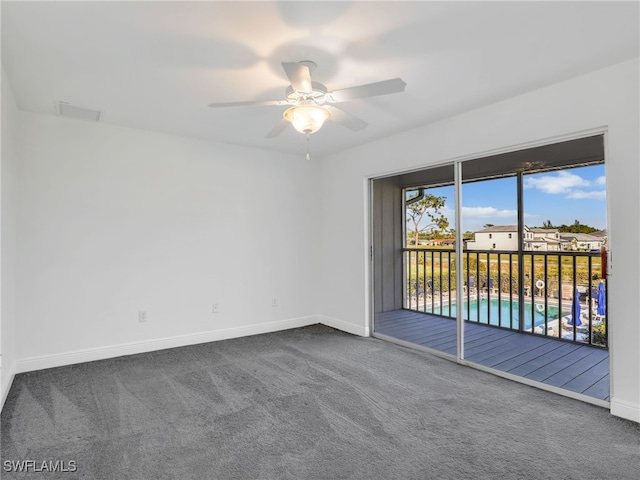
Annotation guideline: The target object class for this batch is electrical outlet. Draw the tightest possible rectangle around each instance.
[138,311,147,323]
[272,298,278,307]
[212,303,219,314]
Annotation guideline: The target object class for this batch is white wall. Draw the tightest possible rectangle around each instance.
[14,112,321,371]
[1,66,19,406]
[319,58,640,422]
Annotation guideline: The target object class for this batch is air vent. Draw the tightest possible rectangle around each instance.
[56,102,102,122]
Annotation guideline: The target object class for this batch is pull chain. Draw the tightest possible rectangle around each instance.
[306,134,311,161]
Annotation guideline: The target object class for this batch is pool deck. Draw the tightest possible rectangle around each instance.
[408,291,604,340]
[374,309,609,402]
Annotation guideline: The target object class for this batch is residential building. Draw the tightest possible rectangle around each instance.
[528,228,563,251]
[592,229,608,240]
[465,225,521,251]
[467,226,605,252]
[422,238,455,247]
[560,232,606,251]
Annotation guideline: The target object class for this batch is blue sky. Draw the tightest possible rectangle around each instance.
[414,164,607,233]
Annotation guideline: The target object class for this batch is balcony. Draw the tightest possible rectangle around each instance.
[404,248,607,348]
[374,248,609,401]
[374,309,609,401]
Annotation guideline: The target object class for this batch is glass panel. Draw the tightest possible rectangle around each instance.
[404,185,456,318]
[523,164,608,346]
[461,177,518,345]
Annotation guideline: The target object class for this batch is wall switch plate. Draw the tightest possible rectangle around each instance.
[138,311,147,322]
[212,303,219,313]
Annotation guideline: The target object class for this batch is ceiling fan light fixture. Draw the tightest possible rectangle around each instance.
[283,104,331,135]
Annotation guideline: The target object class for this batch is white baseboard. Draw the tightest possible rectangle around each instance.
[14,315,320,374]
[318,315,369,337]
[610,397,640,423]
[1,361,16,413]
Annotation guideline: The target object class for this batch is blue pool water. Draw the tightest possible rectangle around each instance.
[424,298,560,331]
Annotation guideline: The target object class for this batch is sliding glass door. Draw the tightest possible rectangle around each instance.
[371,134,609,402]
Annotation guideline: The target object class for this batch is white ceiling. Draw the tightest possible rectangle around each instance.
[2,1,639,158]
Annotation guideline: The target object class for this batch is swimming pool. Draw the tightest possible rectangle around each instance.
[423,297,561,331]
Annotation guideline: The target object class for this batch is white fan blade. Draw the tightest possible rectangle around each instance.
[265,118,290,138]
[328,78,406,103]
[326,105,368,131]
[282,62,313,93]
[208,99,288,108]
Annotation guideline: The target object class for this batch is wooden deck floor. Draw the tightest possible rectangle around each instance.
[374,309,609,402]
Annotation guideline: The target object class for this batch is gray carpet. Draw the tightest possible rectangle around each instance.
[1,324,638,480]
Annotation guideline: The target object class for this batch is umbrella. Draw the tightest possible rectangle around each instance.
[597,281,606,316]
[568,288,582,326]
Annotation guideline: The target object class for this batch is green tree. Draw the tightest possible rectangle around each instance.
[406,194,449,246]
[557,220,598,234]
[536,219,599,234]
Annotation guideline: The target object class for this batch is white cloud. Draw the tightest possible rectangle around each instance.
[595,176,606,186]
[427,205,517,232]
[524,171,589,194]
[462,206,516,218]
[567,190,607,200]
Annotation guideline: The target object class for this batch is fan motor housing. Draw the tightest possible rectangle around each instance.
[286,82,328,104]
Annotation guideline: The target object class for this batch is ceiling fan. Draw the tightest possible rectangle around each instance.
[207,61,407,138]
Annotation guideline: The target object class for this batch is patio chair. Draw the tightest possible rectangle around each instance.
[466,276,477,296]
[426,279,439,296]
[485,278,498,295]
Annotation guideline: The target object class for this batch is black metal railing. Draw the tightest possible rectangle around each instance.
[404,248,607,348]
